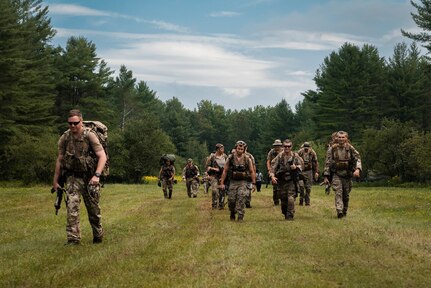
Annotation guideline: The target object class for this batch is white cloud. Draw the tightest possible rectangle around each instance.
[254,30,370,51]
[49,4,189,33]
[147,20,190,33]
[222,88,250,98]
[49,4,109,16]
[53,27,316,104]
[210,11,241,17]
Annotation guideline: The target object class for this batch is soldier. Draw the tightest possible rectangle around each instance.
[202,172,211,194]
[159,159,175,199]
[297,142,319,206]
[205,143,228,209]
[52,109,107,245]
[323,131,361,218]
[269,139,303,220]
[255,169,263,192]
[266,139,283,205]
[182,158,200,198]
[220,141,256,221]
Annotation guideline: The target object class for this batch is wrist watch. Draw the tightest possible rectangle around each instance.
[94,172,101,177]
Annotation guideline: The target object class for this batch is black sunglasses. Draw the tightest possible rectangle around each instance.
[68,121,81,126]
[284,145,292,148]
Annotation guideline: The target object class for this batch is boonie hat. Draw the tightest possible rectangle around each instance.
[272,139,282,146]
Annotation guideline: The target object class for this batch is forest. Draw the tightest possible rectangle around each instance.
[1,0,431,184]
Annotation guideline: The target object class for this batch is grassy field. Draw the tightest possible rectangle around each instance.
[0,183,430,288]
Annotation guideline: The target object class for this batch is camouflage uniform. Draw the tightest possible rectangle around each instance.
[202,172,210,194]
[205,151,227,209]
[297,144,319,206]
[160,163,175,199]
[58,129,104,243]
[324,142,361,217]
[182,161,200,198]
[221,149,255,221]
[267,140,283,205]
[270,150,303,220]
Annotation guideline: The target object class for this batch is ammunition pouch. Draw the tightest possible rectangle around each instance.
[232,171,247,180]
[276,170,292,182]
[335,161,349,171]
[63,152,95,176]
[303,162,312,171]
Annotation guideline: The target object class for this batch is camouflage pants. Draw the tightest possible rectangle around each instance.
[278,180,296,218]
[186,178,199,197]
[210,176,224,208]
[203,181,210,194]
[299,169,313,205]
[162,178,173,198]
[65,176,103,242]
[331,174,352,214]
[227,180,247,219]
[272,184,280,205]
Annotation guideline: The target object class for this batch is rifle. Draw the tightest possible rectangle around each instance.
[319,181,331,195]
[51,174,66,215]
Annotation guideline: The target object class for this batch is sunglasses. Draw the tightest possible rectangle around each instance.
[68,121,81,126]
[284,145,292,148]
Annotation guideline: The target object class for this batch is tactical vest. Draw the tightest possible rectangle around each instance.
[185,165,198,178]
[331,144,353,177]
[275,152,303,182]
[208,153,227,176]
[229,153,250,181]
[298,149,313,171]
[61,128,97,177]
[161,164,175,179]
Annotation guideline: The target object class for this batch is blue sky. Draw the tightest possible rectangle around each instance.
[45,0,419,111]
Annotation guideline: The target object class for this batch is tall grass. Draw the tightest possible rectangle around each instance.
[0,184,430,287]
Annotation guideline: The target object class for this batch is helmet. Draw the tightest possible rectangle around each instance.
[303,142,310,148]
[272,139,282,146]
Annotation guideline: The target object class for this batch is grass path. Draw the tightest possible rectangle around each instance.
[0,184,430,287]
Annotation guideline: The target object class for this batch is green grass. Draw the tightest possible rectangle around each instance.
[1,184,430,287]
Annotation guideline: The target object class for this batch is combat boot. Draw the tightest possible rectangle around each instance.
[168,190,172,199]
[337,211,344,218]
[237,215,244,222]
[299,198,304,206]
[93,236,103,244]
[65,239,80,245]
[230,211,235,221]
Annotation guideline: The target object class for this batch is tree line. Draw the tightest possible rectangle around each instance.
[1,0,431,184]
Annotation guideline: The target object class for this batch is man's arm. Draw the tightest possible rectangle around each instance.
[53,154,63,189]
[88,132,107,185]
[351,146,362,178]
[90,149,107,185]
[219,158,230,188]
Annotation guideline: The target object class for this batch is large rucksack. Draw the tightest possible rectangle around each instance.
[160,154,176,166]
[83,121,109,177]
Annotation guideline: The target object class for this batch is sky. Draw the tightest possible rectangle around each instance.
[45,0,420,111]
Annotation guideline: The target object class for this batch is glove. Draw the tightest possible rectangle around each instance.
[157,181,161,187]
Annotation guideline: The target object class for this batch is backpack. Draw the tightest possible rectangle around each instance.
[160,154,176,166]
[83,121,109,177]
